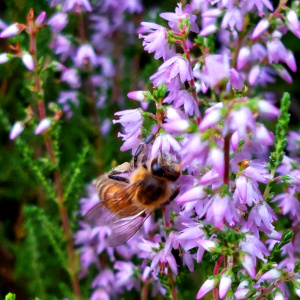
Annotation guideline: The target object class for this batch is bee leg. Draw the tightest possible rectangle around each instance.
[134,133,155,168]
[108,162,131,183]
[162,187,180,207]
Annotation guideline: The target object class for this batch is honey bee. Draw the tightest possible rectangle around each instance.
[85,137,181,247]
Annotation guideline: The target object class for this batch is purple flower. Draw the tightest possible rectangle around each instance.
[252,43,267,61]
[162,107,190,133]
[127,90,146,102]
[210,147,224,177]
[164,90,200,117]
[0,23,20,38]
[197,239,217,252]
[234,280,250,299]
[285,51,297,72]
[230,68,244,90]
[287,10,300,38]
[257,100,280,118]
[48,13,68,33]
[114,261,140,291]
[9,121,24,140]
[35,118,52,134]
[198,54,230,88]
[257,268,281,283]
[240,253,256,278]
[221,8,243,31]
[276,66,293,83]
[150,55,193,86]
[237,47,251,70]
[199,103,222,130]
[62,0,92,12]
[219,273,232,299]
[61,68,81,88]
[139,22,175,61]
[252,19,270,39]
[241,0,273,15]
[51,35,74,62]
[272,187,300,221]
[199,24,217,36]
[287,130,300,155]
[36,12,47,26]
[151,133,181,157]
[176,185,206,204]
[113,109,143,137]
[267,39,288,64]
[160,3,199,34]
[223,106,255,138]
[22,53,34,71]
[196,278,216,299]
[74,44,97,67]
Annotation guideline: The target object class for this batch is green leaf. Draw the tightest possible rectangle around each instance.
[5,293,16,300]
[268,92,291,174]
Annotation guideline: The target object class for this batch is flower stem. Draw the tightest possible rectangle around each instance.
[168,268,178,300]
[141,280,149,300]
[28,11,81,299]
[213,255,224,300]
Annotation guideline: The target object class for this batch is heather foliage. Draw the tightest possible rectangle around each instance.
[1,0,300,300]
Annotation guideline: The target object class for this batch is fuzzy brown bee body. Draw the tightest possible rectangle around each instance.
[86,153,181,246]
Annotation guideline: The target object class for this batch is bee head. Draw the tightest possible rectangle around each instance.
[150,153,181,181]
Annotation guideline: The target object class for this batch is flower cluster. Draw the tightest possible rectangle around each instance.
[74,1,300,299]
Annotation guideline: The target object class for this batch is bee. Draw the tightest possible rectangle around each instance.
[85,136,181,247]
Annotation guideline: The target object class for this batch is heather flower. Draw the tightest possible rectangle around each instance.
[287,130,300,155]
[237,47,251,70]
[9,121,24,140]
[230,68,244,90]
[276,65,293,83]
[139,22,175,61]
[223,106,255,138]
[252,19,270,39]
[257,268,281,284]
[219,273,232,299]
[62,0,92,12]
[241,0,273,15]
[162,107,190,133]
[150,55,193,86]
[113,109,143,138]
[0,23,20,38]
[22,53,34,71]
[51,35,74,61]
[61,68,81,88]
[255,123,274,145]
[151,133,181,157]
[257,100,280,118]
[114,261,140,291]
[0,53,9,64]
[199,103,222,130]
[164,90,200,117]
[234,280,250,299]
[36,12,47,26]
[199,24,218,36]
[160,3,199,34]
[240,234,270,263]
[252,43,267,61]
[267,39,288,65]
[176,185,206,204]
[240,253,256,278]
[127,90,146,102]
[221,8,243,31]
[35,118,52,134]
[287,10,300,38]
[197,239,217,252]
[74,44,97,67]
[198,54,230,88]
[48,13,68,33]
[196,278,216,299]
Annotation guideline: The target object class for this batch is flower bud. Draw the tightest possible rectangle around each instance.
[9,121,24,139]
[237,47,250,70]
[241,254,256,278]
[252,19,270,39]
[0,23,20,38]
[219,273,232,299]
[0,53,9,64]
[127,91,146,101]
[259,268,281,281]
[22,53,34,71]
[196,278,216,299]
[257,100,280,118]
[36,12,46,26]
[35,118,51,134]
[197,239,217,252]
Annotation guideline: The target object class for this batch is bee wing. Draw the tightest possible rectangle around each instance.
[106,210,152,247]
[85,180,143,227]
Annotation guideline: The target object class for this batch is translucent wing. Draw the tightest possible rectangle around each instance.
[106,210,152,247]
[85,180,143,226]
